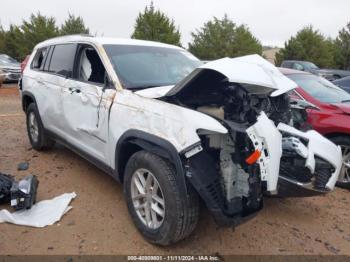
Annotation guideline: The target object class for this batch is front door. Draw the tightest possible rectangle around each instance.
[61,44,115,164]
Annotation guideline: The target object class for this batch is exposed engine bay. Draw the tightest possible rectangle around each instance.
[163,65,341,224]
[165,69,292,125]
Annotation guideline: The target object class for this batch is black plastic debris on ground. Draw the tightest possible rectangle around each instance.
[0,173,14,204]
[0,172,38,210]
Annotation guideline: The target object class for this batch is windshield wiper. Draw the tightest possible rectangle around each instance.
[341,99,350,103]
[129,84,172,90]
[128,85,158,90]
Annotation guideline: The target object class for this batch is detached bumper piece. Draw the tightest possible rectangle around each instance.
[0,173,38,210]
[275,124,341,197]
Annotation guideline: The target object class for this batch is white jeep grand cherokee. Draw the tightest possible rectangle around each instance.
[20,35,342,245]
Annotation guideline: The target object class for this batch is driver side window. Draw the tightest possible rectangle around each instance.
[75,45,106,85]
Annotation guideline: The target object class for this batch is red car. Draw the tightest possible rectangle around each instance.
[281,68,350,187]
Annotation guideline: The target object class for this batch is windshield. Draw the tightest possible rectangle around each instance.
[288,74,350,103]
[104,44,202,89]
[302,61,319,70]
[0,54,19,66]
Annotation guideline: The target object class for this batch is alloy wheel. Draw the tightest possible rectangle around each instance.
[28,112,39,143]
[338,145,350,184]
[130,168,165,229]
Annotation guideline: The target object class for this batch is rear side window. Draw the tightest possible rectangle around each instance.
[49,44,77,77]
[31,47,48,70]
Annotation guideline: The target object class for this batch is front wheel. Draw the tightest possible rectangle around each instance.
[329,136,350,188]
[124,150,199,245]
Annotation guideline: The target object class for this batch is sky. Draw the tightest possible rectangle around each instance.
[0,0,349,47]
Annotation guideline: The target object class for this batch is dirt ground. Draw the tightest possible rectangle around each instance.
[0,85,350,256]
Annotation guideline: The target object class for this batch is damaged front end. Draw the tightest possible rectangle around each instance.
[277,124,342,197]
[184,112,280,226]
[160,55,342,226]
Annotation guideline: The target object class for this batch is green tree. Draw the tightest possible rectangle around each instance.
[2,25,25,60]
[275,26,335,67]
[20,13,59,58]
[188,15,262,60]
[1,13,59,61]
[131,2,181,46]
[333,22,350,70]
[60,13,90,35]
[0,25,5,53]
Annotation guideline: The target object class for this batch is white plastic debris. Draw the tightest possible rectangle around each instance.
[0,192,76,227]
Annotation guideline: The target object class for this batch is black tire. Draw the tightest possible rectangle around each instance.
[26,103,55,151]
[124,150,199,245]
[329,136,350,188]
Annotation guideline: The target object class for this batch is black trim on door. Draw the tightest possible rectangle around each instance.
[46,129,116,179]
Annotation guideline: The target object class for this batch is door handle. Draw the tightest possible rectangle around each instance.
[37,78,44,84]
[68,87,81,94]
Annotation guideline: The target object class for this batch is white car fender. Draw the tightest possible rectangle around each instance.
[108,90,228,169]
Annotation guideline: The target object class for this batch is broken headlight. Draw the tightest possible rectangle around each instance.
[10,175,39,210]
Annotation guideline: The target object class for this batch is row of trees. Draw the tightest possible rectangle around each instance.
[131,4,262,60]
[0,3,349,70]
[132,3,350,69]
[275,25,350,69]
[0,13,89,61]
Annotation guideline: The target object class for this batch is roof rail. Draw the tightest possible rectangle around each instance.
[47,34,94,40]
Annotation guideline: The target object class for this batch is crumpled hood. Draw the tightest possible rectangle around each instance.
[166,54,298,97]
[136,54,298,99]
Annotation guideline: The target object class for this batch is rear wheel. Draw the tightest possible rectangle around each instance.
[329,136,350,188]
[124,150,199,245]
[26,103,55,151]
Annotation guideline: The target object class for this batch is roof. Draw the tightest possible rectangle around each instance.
[278,67,310,75]
[35,35,183,50]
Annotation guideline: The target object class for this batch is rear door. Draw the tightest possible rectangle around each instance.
[60,43,115,164]
[27,45,66,134]
[26,46,49,114]
[43,44,77,135]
